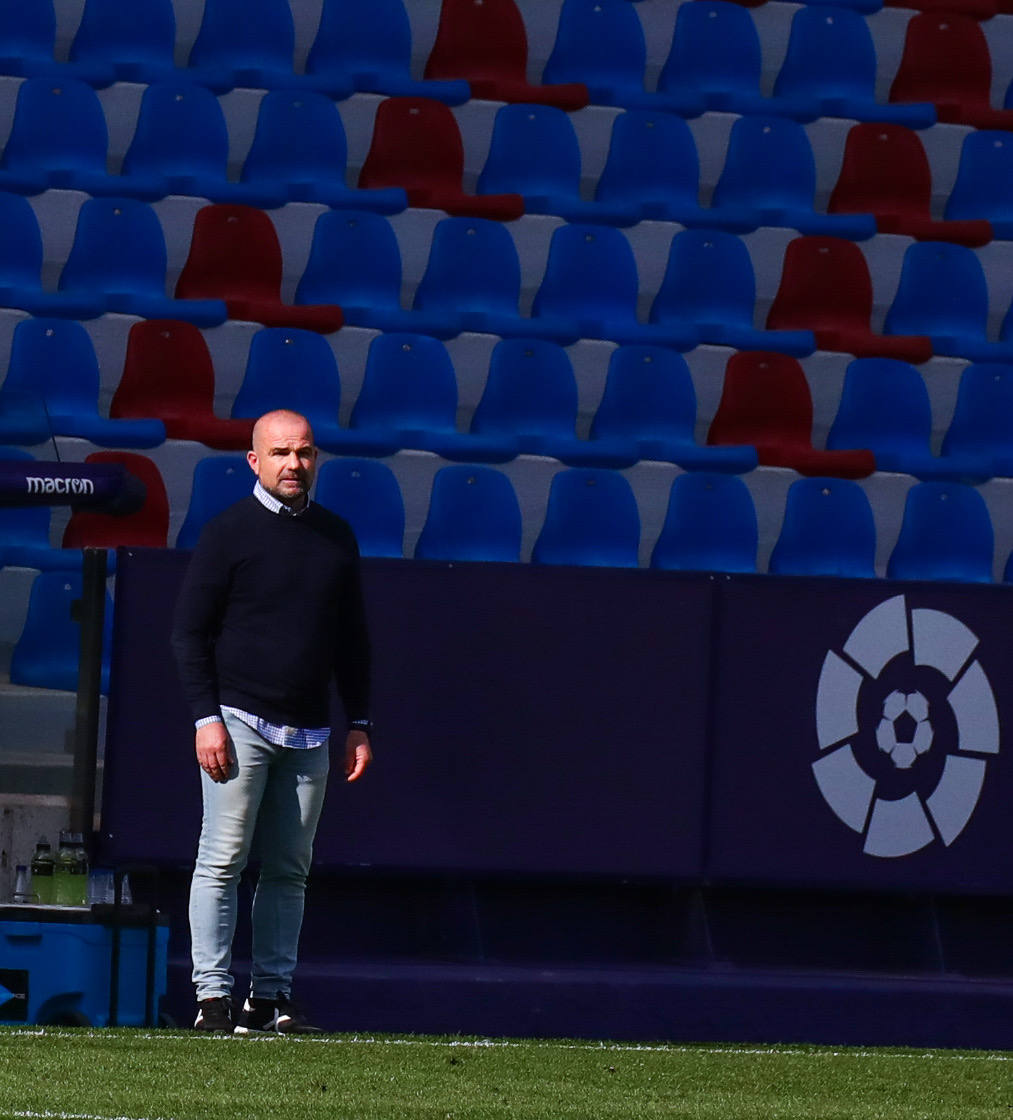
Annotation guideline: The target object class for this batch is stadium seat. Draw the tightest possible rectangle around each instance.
[889,13,1013,130]
[239,90,407,214]
[304,0,468,103]
[67,0,179,87]
[945,131,1013,238]
[62,451,169,550]
[0,2,60,80]
[410,216,528,340]
[531,223,698,349]
[766,236,933,363]
[650,472,758,573]
[110,319,255,450]
[117,81,281,207]
[10,570,113,693]
[348,332,499,460]
[707,350,876,478]
[649,229,815,357]
[532,468,641,568]
[768,476,876,578]
[772,6,935,129]
[594,111,712,228]
[826,357,988,481]
[883,241,1013,363]
[940,362,1013,479]
[231,326,401,457]
[2,318,165,448]
[542,0,703,116]
[0,192,104,320]
[294,210,416,334]
[424,0,589,110]
[176,455,253,548]
[59,197,228,326]
[477,103,637,226]
[175,204,343,332]
[710,116,877,239]
[0,391,52,446]
[415,464,522,563]
[658,1,809,120]
[0,75,114,197]
[829,124,990,246]
[313,457,406,559]
[358,97,524,221]
[886,481,994,583]
[0,447,81,570]
[185,0,306,93]
[586,345,758,472]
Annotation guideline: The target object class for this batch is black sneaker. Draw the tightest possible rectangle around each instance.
[193,996,233,1033]
[234,991,323,1035]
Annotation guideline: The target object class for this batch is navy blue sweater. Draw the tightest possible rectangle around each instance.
[171,496,371,730]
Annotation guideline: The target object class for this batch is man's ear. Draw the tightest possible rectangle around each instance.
[246,450,258,473]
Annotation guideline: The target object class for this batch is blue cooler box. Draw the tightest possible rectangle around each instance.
[0,903,168,1026]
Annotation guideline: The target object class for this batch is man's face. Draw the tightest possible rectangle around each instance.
[247,414,318,508]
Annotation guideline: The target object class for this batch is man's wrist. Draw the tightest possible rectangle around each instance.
[195,715,224,730]
[349,718,373,736]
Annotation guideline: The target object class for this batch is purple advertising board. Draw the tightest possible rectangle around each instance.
[100,549,713,879]
[707,577,1013,893]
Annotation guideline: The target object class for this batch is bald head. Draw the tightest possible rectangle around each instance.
[247,410,318,509]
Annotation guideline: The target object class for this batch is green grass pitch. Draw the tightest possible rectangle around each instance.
[1,1028,1013,1119]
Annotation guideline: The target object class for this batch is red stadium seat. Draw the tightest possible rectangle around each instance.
[175,205,344,333]
[358,97,524,221]
[62,451,169,549]
[707,351,876,478]
[766,236,933,363]
[111,319,255,450]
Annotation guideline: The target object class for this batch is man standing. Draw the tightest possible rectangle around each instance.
[172,410,372,1035]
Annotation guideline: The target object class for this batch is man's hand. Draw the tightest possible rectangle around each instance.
[195,720,232,783]
[344,729,372,783]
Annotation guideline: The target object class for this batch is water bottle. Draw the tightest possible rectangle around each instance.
[53,831,78,905]
[30,841,55,905]
[71,835,89,906]
[12,865,31,904]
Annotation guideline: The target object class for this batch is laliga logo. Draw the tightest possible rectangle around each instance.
[814,595,999,858]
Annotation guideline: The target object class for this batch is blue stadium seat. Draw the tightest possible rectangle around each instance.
[650,472,757,572]
[542,0,703,116]
[827,357,988,481]
[0,390,52,446]
[773,6,935,128]
[314,458,406,559]
[59,197,228,326]
[240,90,407,213]
[10,571,113,693]
[531,224,698,349]
[185,0,306,93]
[768,476,876,577]
[658,1,809,120]
[649,229,816,356]
[946,131,1013,238]
[415,464,522,563]
[531,468,641,568]
[883,241,1013,363]
[304,0,468,103]
[940,362,1013,479]
[887,481,994,583]
[477,103,638,226]
[117,81,282,206]
[295,210,416,333]
[594,111,711,228]
[587,345,758,472]
[67,0,179,87]
[411,216,527,340]
[0,75,113,197]
[0,448,81,571]
[710,116,877,239]
[2,318,165,448]
[176,456,253,548]
[0,2,60,80]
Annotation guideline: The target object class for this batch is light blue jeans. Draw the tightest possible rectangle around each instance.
[189,711,330,1002]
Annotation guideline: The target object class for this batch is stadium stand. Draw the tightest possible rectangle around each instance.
[886,480,995,582]
[314,456,407,559]
[531,466,641,567]
[414,463,523,562]
[62,451,170,551]
[649,471,758,572]
[767,476,877,577]
[67,0,180,88]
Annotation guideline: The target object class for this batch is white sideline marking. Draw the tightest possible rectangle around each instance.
[9,1112,166,1120]
[4,1026,1013,1062]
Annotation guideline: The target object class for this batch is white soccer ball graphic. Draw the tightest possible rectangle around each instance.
[875,690,933,770]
